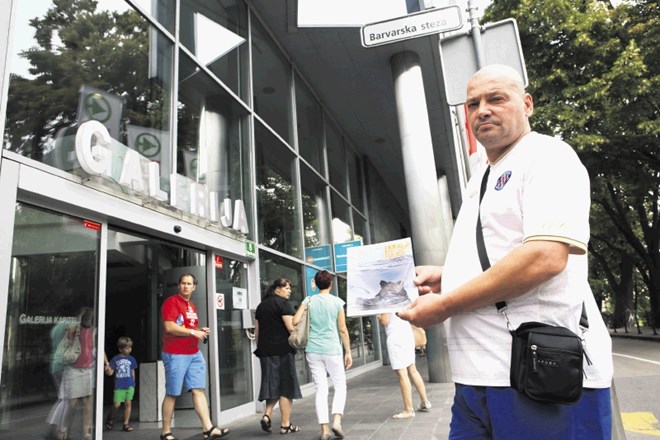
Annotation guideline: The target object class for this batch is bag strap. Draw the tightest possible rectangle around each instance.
[475,166,589,330]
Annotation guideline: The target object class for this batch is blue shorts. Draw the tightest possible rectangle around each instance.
[450,384,612,440]
[162,351,207,396]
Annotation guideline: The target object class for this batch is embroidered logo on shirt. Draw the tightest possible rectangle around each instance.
[495,171,512,191]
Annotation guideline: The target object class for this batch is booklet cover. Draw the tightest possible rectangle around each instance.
[346,237,417,317]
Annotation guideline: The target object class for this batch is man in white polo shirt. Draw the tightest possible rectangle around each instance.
[398,64,613,439]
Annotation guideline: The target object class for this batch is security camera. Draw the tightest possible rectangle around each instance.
[173,225,182,233]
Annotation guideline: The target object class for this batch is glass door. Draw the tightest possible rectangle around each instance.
[104,228,207,425]
[0,203,101,439]
[213,255,253,410]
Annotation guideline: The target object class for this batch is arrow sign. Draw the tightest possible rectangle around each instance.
[361,6,463,48]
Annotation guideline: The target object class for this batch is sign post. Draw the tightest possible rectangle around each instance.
[361,6,463,48]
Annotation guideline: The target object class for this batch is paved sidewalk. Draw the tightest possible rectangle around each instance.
[104,356,454,440]
[103,327,660,440]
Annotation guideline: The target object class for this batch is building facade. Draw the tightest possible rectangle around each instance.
[0,0,453,438]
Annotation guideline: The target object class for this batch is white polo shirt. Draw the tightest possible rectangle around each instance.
[442,131,613,388]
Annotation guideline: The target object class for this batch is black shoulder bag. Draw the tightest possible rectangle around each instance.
[476,166,590,405]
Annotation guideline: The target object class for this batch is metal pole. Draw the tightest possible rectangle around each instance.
[467,0,486,68]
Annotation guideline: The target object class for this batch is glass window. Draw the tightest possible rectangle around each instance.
[325,119,347,196]
[347,149,364,212]
[1,203,100,438]
[180,0,249,100]
[331,192,353,245]
[258,251,309,384]
[4,1,174,185]
[255,121,301,258]
[353,210,368,245]
[214,256,253,410]
[337,276,364,367]
[301,165,330,250]
[295,74,323,171]
[177,51,252,233]
[251,17,292,144]
[130,0,176,33]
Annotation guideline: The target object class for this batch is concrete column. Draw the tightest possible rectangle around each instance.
[391,51,452,383]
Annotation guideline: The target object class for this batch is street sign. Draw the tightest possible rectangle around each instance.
[361,6,463,48]
[439,18,528,105]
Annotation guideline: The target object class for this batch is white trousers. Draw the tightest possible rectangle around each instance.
[306,352,347,424]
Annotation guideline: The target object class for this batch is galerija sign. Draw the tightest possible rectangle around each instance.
[75,120,249,234]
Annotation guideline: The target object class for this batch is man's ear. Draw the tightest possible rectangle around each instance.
[524,93,534,117]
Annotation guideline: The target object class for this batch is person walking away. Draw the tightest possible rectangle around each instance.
[160,273,230,440]
[398,64,613,440]
[254,277,303,434]
[104,336,138,432]
[293,270,352,440]
[378,313,431,419]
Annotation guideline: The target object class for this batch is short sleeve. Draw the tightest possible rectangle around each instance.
[279,298,295,316]
[522,142,590,254]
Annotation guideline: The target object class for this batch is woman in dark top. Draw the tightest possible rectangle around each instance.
[255,278,302,434]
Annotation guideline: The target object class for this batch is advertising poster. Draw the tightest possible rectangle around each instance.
[346,237,417,317]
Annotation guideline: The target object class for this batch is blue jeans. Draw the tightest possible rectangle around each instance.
[450,384,612,440]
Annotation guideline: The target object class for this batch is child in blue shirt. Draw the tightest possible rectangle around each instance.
[104,336,138,432]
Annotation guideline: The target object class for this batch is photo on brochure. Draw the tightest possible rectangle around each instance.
[346,237,417,317]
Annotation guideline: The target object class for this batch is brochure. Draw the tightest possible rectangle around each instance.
[346,237,417,317]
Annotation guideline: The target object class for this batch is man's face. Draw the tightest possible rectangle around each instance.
[178,275,196,299]
[466,72,533,155]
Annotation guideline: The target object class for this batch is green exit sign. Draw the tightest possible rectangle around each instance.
[245,240,256,259]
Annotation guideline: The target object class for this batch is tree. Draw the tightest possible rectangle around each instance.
[483,0,659,326]
[4,0,166,159]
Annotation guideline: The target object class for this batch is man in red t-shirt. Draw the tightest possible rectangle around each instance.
[160,273,230,440]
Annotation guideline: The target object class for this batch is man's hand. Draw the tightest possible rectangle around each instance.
[413,265,443,294]
[397,293,449,328]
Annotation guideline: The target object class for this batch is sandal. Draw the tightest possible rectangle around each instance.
[392,410,415,419]
[418,400,432,412]
[261,414,272,433]
[105,419,114,430]
[123,424,134,432]
[160,433,177,440]
[280,425,301,434]
[203,425,231,439]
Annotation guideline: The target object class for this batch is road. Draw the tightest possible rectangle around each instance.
[612,337,660,439]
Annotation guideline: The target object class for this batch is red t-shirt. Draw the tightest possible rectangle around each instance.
[161,294,199,355]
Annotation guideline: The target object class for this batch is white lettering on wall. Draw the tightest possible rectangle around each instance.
[75,120,112,176]
[75,120,249,234]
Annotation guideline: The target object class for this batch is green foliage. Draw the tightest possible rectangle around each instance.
[4,1,166,158]
[483,0,659,325]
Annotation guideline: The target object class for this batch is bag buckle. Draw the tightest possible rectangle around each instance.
[498,306,513,332]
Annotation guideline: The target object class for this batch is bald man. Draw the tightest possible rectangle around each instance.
[398,65,613,439]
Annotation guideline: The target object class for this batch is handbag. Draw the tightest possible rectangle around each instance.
[476,166,589,405]
[288,297,311,350]
[55,325,82,364]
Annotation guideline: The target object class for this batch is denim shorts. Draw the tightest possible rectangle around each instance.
[162,351,206,396]
[450,384,612,440]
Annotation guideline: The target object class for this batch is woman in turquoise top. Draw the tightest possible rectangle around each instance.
[293,270,352,440]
